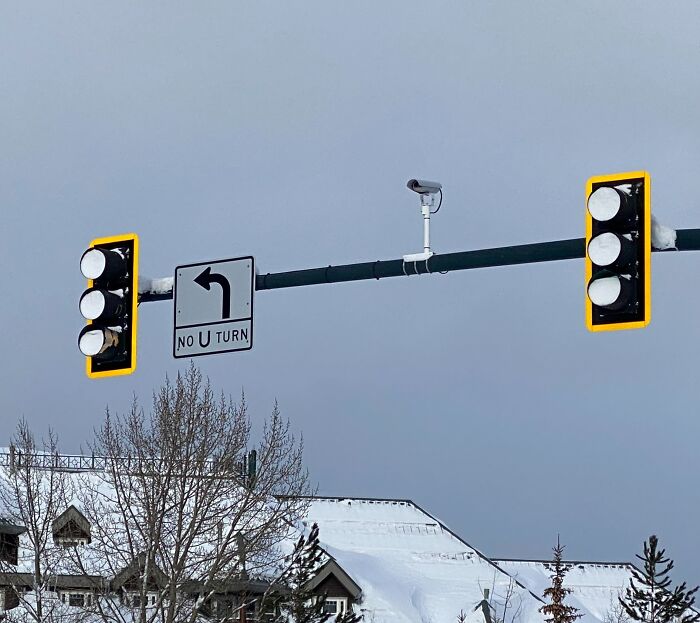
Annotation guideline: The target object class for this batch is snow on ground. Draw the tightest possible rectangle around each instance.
[303,497,544,623]
[494,559,634,623]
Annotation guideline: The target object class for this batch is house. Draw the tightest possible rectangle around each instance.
[301,496,544,623]
[0,518,26,610]
[0,449,361,622]
[0,450,652,623]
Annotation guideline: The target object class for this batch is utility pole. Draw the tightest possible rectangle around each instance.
[78,173,700,377]
[139,230,700,303]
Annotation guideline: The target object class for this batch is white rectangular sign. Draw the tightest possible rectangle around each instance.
[173,256,254,358]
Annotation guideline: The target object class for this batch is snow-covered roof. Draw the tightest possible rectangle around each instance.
[494,559,635,623]
[302,497,544,623]
[0,451,654,623]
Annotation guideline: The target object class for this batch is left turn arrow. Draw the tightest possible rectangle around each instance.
[194,267,231,319]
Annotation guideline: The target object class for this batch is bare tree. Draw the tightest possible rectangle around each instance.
[476,575,524,623]
[604,591,630,623]
[71,364,312,623]
[0,420,72,623]
[493,578,523,623]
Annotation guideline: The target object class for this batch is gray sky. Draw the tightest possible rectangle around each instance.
[3,0,700,584]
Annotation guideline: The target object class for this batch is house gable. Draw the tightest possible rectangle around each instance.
[112,553,167,593]
[304,559,362,602]
[52,505,91,545]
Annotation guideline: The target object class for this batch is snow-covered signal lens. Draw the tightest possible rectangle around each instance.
[587,232,636,268]
[587,233,621,266]
[588,187,624,222]
[79,288,125,321]
[80,248,106,279]
[80,247,128,281]
[79,234,139,379]
[587,275,633,311]
[585,173,650,332]
[78,326,120,357]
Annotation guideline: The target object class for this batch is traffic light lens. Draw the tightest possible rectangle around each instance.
[80,248,106,280]
[588,232,621,267]
[78,326,120,356]
[588,276,621,308]
[79,328,106,356]
[79,289,106,320]
[588,187,621,222]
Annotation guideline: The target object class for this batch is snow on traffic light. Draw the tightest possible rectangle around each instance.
[585,172,650,332]
[78,234,139,378]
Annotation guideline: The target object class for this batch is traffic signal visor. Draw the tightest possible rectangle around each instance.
[585,172,650,332]
[79,233,139,378]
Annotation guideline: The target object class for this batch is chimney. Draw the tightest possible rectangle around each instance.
[236,533,248,580]
[480,588,493,623]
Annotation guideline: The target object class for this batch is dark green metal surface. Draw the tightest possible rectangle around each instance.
[139,228,700,303]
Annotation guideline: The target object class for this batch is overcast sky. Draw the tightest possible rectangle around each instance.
[3,1,700,584]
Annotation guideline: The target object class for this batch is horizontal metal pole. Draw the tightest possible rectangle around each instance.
[138,228,700,303]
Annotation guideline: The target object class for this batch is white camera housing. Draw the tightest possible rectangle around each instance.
[406,179,442,195]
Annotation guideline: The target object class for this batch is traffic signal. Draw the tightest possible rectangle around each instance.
[78,234,139,378]
[585,172,650,332]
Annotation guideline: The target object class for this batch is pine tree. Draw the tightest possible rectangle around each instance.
[539,537,583,623]
[620,535,700,623]
[260,523,361,623]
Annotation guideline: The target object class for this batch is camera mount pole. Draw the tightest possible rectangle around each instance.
[422,195,433,257]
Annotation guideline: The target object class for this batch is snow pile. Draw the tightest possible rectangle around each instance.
[138,276,174,295]
[304,498,543,623]
[651,216,677,250]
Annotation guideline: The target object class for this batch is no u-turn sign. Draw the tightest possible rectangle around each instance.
[173,256,254,358]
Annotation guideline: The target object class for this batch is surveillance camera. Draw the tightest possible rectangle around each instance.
[406,179,442,195]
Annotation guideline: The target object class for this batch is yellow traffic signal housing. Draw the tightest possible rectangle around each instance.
[585,172,650,332]
[78,233,139,378]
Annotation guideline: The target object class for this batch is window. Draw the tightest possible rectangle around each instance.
[68,594,85,607]
[0,533,20,566]
[215,597,255,618]
[246,601,256,618]
[129,593,157,608]
[215,597,235,616]
[3,587,20,611]
[323,598,347,615]
[63,593,92,607]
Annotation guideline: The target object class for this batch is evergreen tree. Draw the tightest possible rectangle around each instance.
[261,523,361,623]
[539,537,582,623]
[620,535,699,623]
